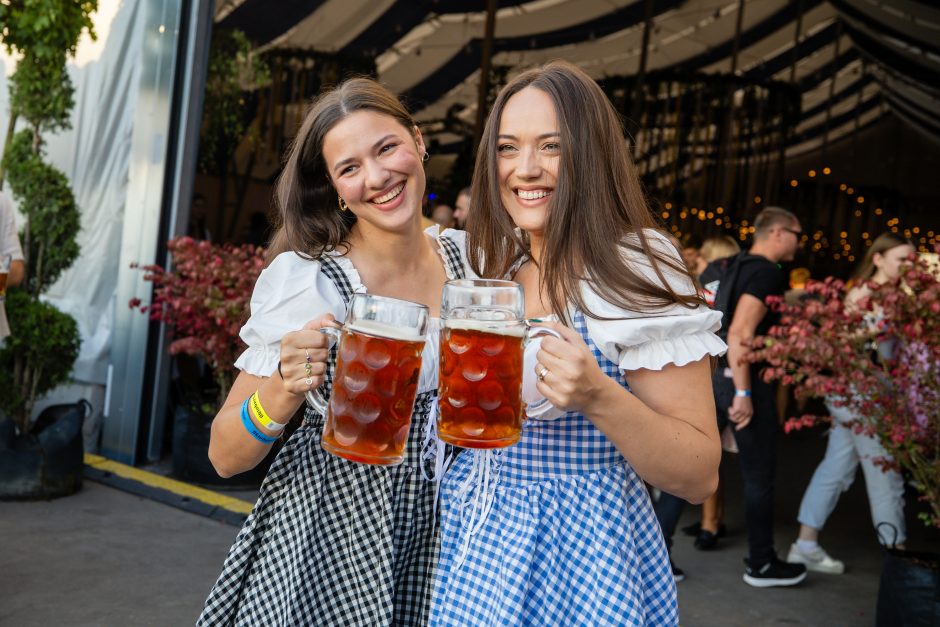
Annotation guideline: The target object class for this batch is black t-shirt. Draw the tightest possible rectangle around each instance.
[700,253,787,337]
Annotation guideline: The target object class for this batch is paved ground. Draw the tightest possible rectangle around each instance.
[1,427,936,626]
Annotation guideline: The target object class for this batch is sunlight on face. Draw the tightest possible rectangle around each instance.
[496,87,560,239]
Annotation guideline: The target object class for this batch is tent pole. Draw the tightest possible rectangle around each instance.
[630,0,656,158]
[788,0,805,84]
[821,20,843,164]
[473,0,499,153]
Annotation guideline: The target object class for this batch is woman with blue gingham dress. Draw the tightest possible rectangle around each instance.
[430,298,724,626]
[429,61,725,627]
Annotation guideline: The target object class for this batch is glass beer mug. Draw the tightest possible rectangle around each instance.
[438,279,560,449]
[307,293,429,466]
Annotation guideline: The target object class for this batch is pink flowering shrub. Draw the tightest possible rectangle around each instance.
[751,246,940,528]
[130,237,265,404]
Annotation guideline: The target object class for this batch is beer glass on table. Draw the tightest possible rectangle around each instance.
[438,279,560,449]
[307,293,429,466]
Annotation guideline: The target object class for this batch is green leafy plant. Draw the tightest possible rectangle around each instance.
[0,0,97,433]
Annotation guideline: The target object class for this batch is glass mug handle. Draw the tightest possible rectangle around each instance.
[304,326,342,413]
[524,325,563,418]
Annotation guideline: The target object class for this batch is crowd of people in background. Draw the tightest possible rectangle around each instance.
[658,221,917,589]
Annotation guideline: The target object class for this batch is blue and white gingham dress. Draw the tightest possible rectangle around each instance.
[430,310,678,626]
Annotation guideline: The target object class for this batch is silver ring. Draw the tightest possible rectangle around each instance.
[536,364,549,382]
[305,377,314,387]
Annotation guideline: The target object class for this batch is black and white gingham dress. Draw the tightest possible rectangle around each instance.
[198,233,467,626]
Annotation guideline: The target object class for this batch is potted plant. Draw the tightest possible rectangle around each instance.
[751,245,940,624]
[0,1,96,500]
[131,236,275,485]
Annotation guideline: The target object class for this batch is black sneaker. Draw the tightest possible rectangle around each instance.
[682,522,727,538]
[671,559,686,583]
[743,557,807,588]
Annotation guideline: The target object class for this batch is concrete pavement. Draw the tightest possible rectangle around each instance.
[1,427,936,626]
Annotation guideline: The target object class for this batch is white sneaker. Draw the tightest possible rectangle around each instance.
[787,542,845,574]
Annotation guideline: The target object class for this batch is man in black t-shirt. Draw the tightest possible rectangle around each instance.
[704,207,807,588]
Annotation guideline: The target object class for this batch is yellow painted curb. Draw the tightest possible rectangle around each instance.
[84,453,254,515]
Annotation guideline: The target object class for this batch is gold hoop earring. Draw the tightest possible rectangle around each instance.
[422,151,429,162]
[338,196,349,212]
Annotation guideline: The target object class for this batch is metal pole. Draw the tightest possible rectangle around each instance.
[729,0,747,75]
[630,0,656,156]
[788,0,805,84]
[717,0,746,207]
[821,20,843,164]
[473,0,499,153]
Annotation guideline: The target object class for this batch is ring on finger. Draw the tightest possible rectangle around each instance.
[536,363,550,382]
[305,377,314,387]
[304,362,313,377]
[305,349,312,363]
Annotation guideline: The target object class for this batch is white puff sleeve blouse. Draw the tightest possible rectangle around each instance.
[234,252,350,378]
[234,227,471,393]
[579,229,726,372]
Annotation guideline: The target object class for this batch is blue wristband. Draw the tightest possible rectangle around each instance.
[241,398,278,444]
[734,389,752,398]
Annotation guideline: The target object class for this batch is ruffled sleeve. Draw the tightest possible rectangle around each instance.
[234,252,349,377]
[581,229,726,372]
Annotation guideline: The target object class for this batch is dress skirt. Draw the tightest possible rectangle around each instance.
[197,393,441,626]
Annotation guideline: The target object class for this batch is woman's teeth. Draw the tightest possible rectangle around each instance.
[373,183,405,204]
[516,189,551,200]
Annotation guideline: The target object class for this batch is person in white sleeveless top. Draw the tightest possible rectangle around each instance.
[198,78,471,626]
[429,61,725,626]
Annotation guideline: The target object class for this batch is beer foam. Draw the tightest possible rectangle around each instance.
[347,319,425,343]
[444,319,526,337]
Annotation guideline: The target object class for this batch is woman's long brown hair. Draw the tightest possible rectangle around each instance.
[267,77,420,261]
[466,61,701,321]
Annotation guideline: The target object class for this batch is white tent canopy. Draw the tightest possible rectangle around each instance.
[214,0,940,157]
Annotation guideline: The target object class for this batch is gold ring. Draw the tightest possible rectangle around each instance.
[536,364,549,382]
[304,362,313,377]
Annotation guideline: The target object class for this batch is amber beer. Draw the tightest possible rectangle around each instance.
[439,320,525,448]
[319,321,425,465]
[309,293,429,466]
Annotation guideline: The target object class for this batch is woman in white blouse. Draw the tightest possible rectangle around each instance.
[429,62,724,626]
[198,78,470,626]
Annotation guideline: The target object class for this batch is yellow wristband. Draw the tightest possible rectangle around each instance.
[249,391,285,432]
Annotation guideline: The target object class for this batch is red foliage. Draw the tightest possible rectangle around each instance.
[751,246,940,528]
[130,236,264,400]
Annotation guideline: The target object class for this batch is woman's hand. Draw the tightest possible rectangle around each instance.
[277,313,340,395]
[533,321,611,414]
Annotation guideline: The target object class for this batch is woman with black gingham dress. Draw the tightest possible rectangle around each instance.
[197,78,471,626]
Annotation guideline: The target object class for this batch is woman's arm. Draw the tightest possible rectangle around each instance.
[535,322,720,503]
[208,315,335,477]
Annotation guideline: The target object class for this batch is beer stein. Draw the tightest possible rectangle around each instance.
[307,293,429,466]
[438,279,560,449]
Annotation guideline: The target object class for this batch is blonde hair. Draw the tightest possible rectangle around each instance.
[699,236,740,263]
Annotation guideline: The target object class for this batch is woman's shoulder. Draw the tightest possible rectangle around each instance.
[263,250,323,284]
